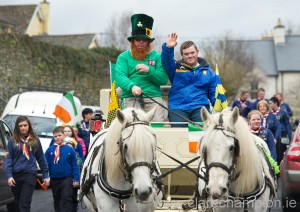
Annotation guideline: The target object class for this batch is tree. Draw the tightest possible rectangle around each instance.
[200,36,257,102]
[104,11,133,50]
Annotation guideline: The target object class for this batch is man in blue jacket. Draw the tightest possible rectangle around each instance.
[161,33,216,127]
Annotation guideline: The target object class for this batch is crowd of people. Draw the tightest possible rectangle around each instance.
[234,89,293,165]
[3,12,297,211]
[4,108,93,212]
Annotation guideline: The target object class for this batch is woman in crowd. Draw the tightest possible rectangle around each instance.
[248,110,277,160]
[4,116,50,212]
[257,100,281,143]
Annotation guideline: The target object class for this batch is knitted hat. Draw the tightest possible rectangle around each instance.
[127,14,155,41]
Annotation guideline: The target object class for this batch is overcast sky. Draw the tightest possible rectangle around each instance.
[2,0,300,42]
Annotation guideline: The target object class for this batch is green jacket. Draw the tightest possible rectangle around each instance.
[116,50,168,98]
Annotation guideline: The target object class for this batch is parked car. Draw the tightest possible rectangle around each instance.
[0,118,14,211]
[280,123,300,211]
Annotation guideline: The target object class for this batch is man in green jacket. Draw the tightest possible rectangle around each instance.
[115,13,169,122]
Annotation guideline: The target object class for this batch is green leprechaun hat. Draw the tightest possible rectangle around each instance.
[127,13,155,41]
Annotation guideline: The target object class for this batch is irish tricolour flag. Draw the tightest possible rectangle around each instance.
[53,91,78,123]
[188,123,204,153]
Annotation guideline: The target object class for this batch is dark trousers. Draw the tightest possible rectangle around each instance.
[276,139,287,164]
[11,172,36,212]
[72,187,79,212]
[51,177,73,212]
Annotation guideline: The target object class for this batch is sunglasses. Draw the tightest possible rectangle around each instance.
[134,37,149,42]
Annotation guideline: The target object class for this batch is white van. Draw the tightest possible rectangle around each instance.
[1,91,82,152]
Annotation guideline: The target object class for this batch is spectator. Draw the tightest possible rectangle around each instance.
[248,110,277,160]
[64,125,84,166]
[269,97,292,164]
[161,33,216,127]
[232,91,252,119]
[115,13,169,122]
[257,100,281,143]
[252,88,268,110]
[45,126,80,212]
[77,108,93,154]
[72,126,86,157]
[275,92,293,118]
[4,116,49,212]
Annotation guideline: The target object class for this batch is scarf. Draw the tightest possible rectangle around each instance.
[262,112,269,128]
[250,126,261,135]
[22,136,31,160]
[238,98,247,110]
[54,143,64,164]
[271,108,280,115]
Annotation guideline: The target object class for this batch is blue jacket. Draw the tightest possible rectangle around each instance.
[272,110,292,140]
[261,113,281,141]
[78,120,91,149]
[45,145,80,182]
[4,136,49,179]
[232,99,252,118]
[280,102,293,117]
[161,43,216,110]
[254,127,277,160]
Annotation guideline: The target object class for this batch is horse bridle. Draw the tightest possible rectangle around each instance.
[202,114,240,185]
[118,110,158,184]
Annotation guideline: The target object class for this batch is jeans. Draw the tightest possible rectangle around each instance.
[168,108,203,127]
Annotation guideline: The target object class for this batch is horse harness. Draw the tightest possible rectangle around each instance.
[199,114,275,211]
[80,110,163,212]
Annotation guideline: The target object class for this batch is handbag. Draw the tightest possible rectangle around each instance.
[281,136,290,145]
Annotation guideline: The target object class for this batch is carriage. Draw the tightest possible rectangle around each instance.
[79,88,276,212]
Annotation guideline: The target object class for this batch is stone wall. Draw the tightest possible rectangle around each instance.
[0,34,121,114]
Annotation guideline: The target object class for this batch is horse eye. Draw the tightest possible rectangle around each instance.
[229,145,234,151]
[124,144,128,151]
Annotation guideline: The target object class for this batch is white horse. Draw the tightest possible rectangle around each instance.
[197,107,276,212]
[80,107,163,212]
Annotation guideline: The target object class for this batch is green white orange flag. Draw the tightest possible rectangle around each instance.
[53,91,78,123]
[188,123,204,153]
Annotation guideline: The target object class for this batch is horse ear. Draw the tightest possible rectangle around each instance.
[146,106,157,122]
[116,109,125,123]
[201,107,211,122]
[232,107,239,125]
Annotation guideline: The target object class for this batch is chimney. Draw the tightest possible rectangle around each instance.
[40,0,50,34]
[273,18,285,45]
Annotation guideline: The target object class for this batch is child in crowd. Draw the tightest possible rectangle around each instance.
[72,126,87,157]
[45,126,80,212]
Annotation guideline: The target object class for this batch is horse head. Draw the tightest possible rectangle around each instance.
[200,107,240,200]
[105,106,159,203]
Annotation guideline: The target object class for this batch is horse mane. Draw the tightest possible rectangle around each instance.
[104,115,124,183]
[104,108,156,184]
[205,109,264,194]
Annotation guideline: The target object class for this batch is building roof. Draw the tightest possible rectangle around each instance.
[32,34,98,49]
[274,36,300,72]
[238,35,300,76]
[0,4,37,34]
[246,40,278,76]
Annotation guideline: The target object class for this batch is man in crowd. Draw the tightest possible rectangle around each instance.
[232,91,252,118]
